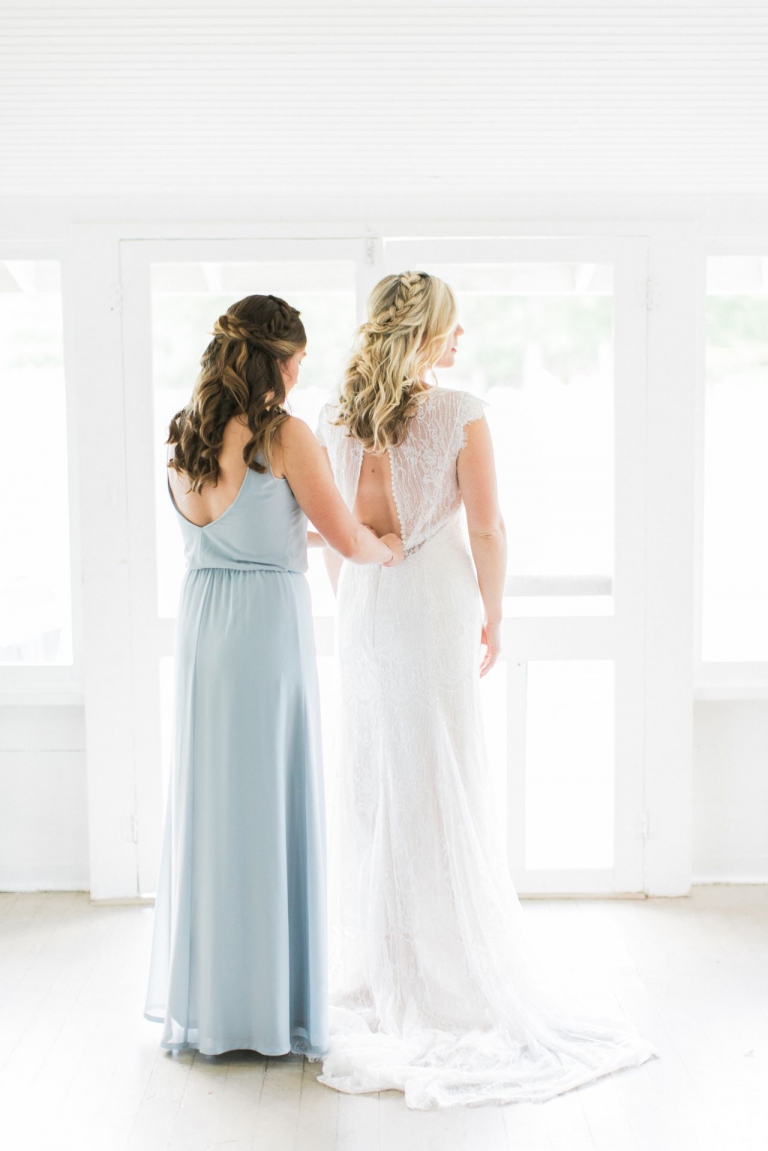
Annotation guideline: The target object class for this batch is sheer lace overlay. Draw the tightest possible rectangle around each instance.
[317,387,487,557]
[315,388,658,1109]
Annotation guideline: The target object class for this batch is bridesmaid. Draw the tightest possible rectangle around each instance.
[144,293,403,1058]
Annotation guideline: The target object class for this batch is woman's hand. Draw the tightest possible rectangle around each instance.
[480,619,501,677]
[380,533,405,567]
[278,419,397,567]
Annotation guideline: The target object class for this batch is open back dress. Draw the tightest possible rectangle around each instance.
[316,386,657,1108]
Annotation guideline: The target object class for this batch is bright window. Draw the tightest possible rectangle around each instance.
[0,260,72,664]
[150,260,357,619]
[431,262,615,613]
[703,256,768,661]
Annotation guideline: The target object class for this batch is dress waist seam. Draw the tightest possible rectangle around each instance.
[186,564,305,574]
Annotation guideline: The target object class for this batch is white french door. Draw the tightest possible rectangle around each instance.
[383,238,648,894]
[120,233,648,898]
[120,238,369,894]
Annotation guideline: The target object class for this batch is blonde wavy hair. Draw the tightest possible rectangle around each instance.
[334,271,458,452]
[167,294,306,492]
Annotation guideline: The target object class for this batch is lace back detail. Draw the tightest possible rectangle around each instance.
[318,388,487,555]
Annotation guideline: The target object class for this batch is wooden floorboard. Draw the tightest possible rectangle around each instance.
[0,887,765,1151]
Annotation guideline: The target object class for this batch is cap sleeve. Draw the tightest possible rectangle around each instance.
[456,391,489,452]
[315,401,335,447]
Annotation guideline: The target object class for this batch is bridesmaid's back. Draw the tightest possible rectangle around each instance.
[168,463,308,574]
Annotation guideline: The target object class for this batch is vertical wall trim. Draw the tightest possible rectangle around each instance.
[69,224,139,899]
[643,221,697,895]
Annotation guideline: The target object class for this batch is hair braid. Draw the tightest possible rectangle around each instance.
[334,271,457,452]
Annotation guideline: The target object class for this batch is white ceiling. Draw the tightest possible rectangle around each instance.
[1,3,766,197]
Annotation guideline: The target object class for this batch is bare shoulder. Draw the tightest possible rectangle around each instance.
[277,413,316,450]
[273,416,323,480]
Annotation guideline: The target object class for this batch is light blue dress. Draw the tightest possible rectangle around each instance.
[144,462,327,1058]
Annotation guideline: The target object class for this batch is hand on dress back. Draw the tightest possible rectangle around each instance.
[380,533,405,567]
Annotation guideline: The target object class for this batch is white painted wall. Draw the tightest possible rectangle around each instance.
[0,706,89,890]
[692,701,768,883]
[1,2,766,893]
[0,198,764,894]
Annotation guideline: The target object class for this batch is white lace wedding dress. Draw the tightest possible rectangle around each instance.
[315,386,657,1109]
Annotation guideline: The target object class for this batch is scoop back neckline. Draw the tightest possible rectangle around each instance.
[167,466,251,531]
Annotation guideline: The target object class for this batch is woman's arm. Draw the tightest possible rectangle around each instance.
[276,417,403,566]
[317,445,345,594]
[457,415,506,676]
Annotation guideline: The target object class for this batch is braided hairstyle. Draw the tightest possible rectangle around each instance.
[334,271,458,452]
[167,294,306,491]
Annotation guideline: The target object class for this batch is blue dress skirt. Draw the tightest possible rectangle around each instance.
[144,465,327,1058]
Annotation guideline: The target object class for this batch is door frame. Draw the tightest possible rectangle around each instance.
[383,236,648,894]
[119,237,370,894]
[83,220,694,900]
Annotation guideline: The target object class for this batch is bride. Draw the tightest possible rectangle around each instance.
[314,270,657,1109]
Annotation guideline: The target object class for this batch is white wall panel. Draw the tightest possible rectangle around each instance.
[0,3,766,195]
[693,700,768,882]
[2,699,764,892]
[0,706,89,890]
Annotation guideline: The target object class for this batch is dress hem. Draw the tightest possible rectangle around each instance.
[315,1040,659,1109]
[143,1012,327,1060]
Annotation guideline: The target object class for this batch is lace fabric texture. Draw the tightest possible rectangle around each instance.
[317,387,487,556]
[316,388,658,1109]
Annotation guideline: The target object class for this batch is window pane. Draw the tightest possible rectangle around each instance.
[703,257,768,661]
[525,660,614,870]
[431,263,614,613]
[0,261,72,664]
[150,261,357,618]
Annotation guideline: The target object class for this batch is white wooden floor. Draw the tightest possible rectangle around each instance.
[1,886,766,1151]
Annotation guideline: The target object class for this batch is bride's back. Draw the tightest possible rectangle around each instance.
[318,386,487,556]
[353,450,400,539]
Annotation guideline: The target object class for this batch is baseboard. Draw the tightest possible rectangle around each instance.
[518,892,647,900]
[90,896,155,907]
[0,863,90,892]
[692,876,768,885]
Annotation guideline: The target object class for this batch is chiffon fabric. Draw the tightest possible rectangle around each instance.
[144,461,327,1059]
[316,387,658,1109]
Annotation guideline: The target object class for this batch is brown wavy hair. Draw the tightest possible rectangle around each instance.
[167,294,306,491]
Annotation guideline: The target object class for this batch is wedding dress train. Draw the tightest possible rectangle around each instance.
[316,387,657,1109]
